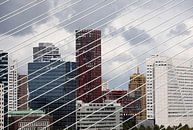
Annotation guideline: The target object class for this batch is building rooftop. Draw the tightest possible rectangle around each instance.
[8,110,45,116]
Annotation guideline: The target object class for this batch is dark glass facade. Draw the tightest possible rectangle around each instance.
[0,51,8,129]
[76,29,102,103]
[28,61,76,130]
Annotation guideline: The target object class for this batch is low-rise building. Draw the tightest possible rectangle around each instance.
[102,90,141,118]
[8,110,52,130]
[76,100,123,130]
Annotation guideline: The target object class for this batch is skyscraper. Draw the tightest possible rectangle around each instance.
[33,43,61,62]
[76,29,102,103]
[17,75,28,110]
[146,55,193,127]
[128,67,146,122]
[28,61,77,130]
[0,84,4,130]
[8,60,18,112]
[0,50,8,129]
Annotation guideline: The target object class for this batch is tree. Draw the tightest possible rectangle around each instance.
[181,124,189,130]
[160,125,165,130]
[177,123,182,129]
[123,119,136,130]
[166,126,174,130]
[132,127,139,130]
[146,126,152,130]
[154,124,160,130]
[138,125,145,130]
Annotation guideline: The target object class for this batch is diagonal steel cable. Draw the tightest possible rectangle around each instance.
[0,0,189,129]
[127,68,193,130]
[0,0,177,74]
[0,0,9,6]
[0,0,119,57]
[0,0,147,78]
[78,34,193,130]
[2,0,188,109]
[0,0,38,20]
[0,0,139,75]
[0,0,180,97]
[158,90,193,130]
[0,0,87,38]
[0,0,124,81]
[2,0,157,96]
[1,0,140,106]
[0,0,172,112]
[86,47,193,130]
[18,16,193,130]
[0,0,46,23]
[6,8,190,125]
[113,60,193,130]
[3,0,191,128]
[114,55,193,130]
[5,0,192,122]
[176,111,193,130]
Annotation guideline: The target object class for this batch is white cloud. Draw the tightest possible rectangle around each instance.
[1,0,193,88]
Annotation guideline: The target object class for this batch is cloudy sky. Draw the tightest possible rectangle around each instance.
[1,0,193,89]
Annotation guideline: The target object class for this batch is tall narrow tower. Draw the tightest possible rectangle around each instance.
[76,29,102,103]
[0,50,8,129]
[128,67,146,121]
[8,60,18,111]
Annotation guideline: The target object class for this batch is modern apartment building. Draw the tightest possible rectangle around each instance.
[76,29,102,103]
[76,100,123,130]
[146,55,193,127]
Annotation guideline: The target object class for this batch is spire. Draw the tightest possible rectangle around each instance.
[137,66,139,74]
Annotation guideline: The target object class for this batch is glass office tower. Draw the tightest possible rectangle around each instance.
[28,61,76,130]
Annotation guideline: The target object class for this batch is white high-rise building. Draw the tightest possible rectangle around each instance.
[146,55,193,127]
[102,80,109,91]
[0,84,4,129]
[76,100,123,130]
[8,60,18,111]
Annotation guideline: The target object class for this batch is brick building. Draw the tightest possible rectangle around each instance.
[17,75,28,110]
[102,90,141,116]
[76,29,102,103]
[8,110,52,130]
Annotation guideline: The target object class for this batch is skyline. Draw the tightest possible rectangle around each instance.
[1,0,193,88]
[1,0,193,129]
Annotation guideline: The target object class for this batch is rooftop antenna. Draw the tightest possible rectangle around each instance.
[137,66,140,74]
